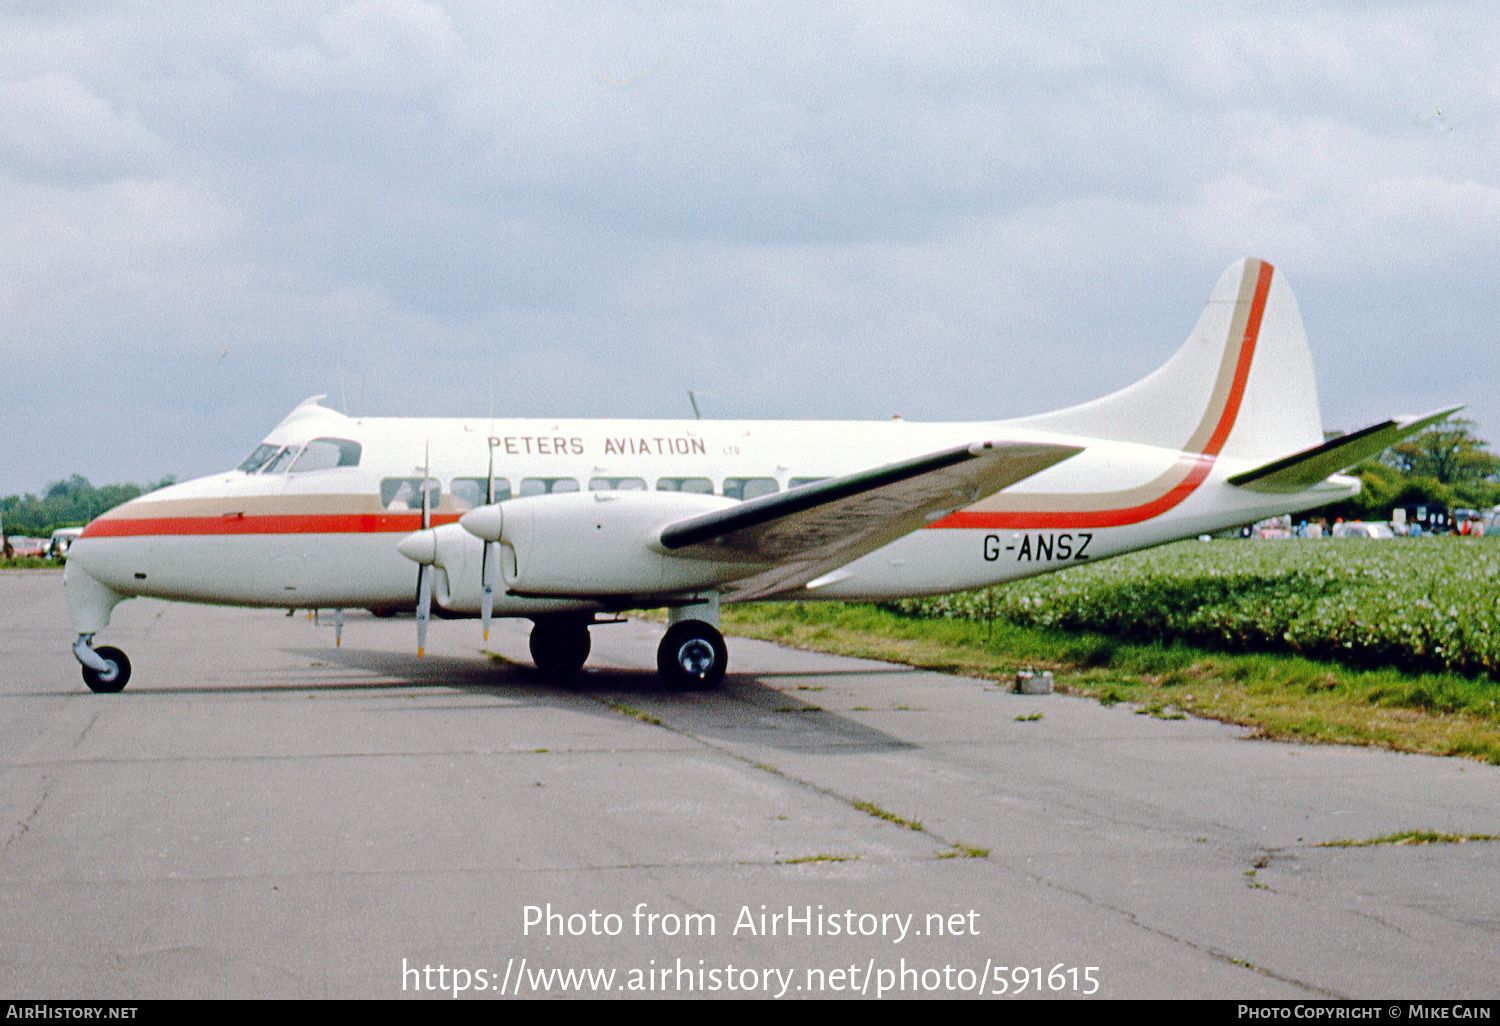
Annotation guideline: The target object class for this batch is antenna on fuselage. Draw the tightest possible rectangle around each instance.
[688,390,702,420]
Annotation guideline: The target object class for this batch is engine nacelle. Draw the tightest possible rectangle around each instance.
[465,490,755,597]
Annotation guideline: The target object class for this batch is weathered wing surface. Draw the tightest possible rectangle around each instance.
[657,440,1082,601]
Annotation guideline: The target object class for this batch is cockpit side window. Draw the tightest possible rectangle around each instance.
[237,444,280,474]
[260,447,299,474]
[289,438,361,472]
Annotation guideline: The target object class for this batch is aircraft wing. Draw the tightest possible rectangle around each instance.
[657,440,1082,601]
[1227,406,1461,494]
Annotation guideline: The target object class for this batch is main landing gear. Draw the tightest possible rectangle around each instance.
[528,616,593,679]
[526,596,729,690]
[73,635,131,693]
[656,595,727,691]
[657,619,727,691]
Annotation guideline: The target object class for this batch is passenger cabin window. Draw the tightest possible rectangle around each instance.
[449,477,512,510]
[381,477,441,511]
[290,438,361,472]
[788,477,830,489]
[589,476,646,491]
[260,446,299,474]
[723,477,779,501]
[656,477,713,494]
[518,477,580,498]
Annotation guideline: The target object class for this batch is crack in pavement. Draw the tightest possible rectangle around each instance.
[3,775,54,857]
[599,692,1348,998]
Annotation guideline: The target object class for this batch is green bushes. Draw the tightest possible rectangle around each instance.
[887,538,1500,678]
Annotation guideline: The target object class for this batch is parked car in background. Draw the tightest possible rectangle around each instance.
[1250,515,1293,539]
[48,527,85,560]
[1332,521,1395,539]
[1399,504,1452,534]
[6,536,48,557]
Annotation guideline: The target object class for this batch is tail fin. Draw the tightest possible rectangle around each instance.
[1012,259,1324,461]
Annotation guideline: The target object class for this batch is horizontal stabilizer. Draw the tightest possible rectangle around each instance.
[1227,406,1462,494]
[659,440,1082,601]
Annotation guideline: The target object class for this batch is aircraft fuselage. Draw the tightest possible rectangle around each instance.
[69,409,1353,617]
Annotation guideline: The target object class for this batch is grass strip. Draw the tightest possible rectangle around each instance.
[780,854,857,864]
[1317,830,1498,848]
[607,702,664,727]
[717,602,1500,765]
[0,558,63,570]
[850,799,923,832]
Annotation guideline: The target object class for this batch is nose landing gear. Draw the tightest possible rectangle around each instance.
[73,635,131,693]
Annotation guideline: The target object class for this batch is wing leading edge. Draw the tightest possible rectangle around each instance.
[658,440,1083,601]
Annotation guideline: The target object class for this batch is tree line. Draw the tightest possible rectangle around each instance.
[1320,416,1499,522]
[1,474,176,539]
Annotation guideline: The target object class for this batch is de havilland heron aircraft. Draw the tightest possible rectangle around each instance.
[64,258,1455,692]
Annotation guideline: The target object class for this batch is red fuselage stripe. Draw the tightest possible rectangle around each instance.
[81,513,463,538]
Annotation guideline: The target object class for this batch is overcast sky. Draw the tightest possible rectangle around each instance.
[3,1,1497,495]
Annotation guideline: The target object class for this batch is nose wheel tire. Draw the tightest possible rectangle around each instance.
[81,645,131,693]
[529,618,592,679]
[657,621,728,691]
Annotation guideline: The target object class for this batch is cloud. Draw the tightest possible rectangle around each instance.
[0,73,165,180]
[1,2,1499,493]
[0,175,242,315]
[248,0,460,97]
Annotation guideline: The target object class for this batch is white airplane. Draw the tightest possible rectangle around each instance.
[64,258,1454,693]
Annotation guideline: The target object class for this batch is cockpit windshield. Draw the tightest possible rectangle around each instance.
[260,447,299,474]
[237,444,280,474]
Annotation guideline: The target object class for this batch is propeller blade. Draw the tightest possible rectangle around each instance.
[417,440,433,656]
[420,441,431,532]
[481,541,496,641]
[482,436,495,640]
[416,563,432,657]
[485,434,496,504]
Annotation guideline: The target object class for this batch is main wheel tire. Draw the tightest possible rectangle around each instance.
[529,618,591,679]
[82,645,131,693]
[657,621,728,691]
